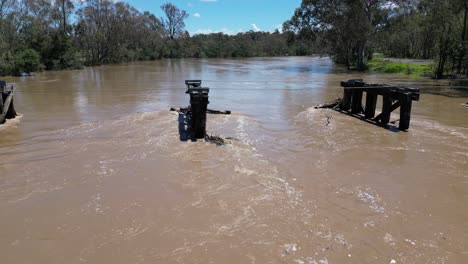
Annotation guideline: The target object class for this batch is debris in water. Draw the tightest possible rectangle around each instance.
[207,109,231,115]
[390,259,397,264]
[326,115,331,126]
[204,134,238,146]
[204,134,225,146]
[284,243,299,255]
[314,98,342,109]
[170,107,231,115]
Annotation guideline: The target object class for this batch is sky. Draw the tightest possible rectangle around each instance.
[117,0,302,35]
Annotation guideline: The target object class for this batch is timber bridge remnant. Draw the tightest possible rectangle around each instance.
[338,79,420,130]
[185,80,210,139]
[171,80,231,141]
[0,80,17,125]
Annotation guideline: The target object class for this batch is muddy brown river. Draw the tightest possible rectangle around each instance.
[0,57,467,263]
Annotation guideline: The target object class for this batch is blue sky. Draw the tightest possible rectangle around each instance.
[117,0,302,35]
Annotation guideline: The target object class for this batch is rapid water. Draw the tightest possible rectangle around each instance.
[1,57,467,263]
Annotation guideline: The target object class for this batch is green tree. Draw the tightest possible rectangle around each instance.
[285,0,390,70]
[14,48,41,74]
[160,3,188,40]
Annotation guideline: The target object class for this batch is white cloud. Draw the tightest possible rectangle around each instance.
[273,24,283,33]
[193,13,201,18]
[251,24,260,32]
[187,3,193,7]
[192,28,243,36]
[194,29,214,35]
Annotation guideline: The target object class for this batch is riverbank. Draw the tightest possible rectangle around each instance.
[2,54,437,79]
[368,56,434,77]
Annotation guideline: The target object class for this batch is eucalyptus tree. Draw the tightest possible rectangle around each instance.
[284,0,391,70]
[160,3,189,40]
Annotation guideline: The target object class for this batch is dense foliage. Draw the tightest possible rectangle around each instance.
[284,0,468,78]
[2,0,468,78]
[0,0,315,76]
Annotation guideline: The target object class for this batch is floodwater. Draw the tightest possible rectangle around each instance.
[0,57,467,264]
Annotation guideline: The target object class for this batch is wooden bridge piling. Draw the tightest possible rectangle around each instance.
[380,96,393,125]
[351,89,363,114]
[342,88,352,111]
[364,92,378,119]
[0,80,17,125]
[399,93,412,130]
[339,80,419,131]
[185,80,209,139]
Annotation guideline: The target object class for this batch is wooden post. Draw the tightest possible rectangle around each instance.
[380,96,392,125]
[189,91,209,139]
[351,89,363,114]
[0,93,13,124]
[341,88,352,111]
[399,93,412,130]
[5,97,16,119]
[364,91,378,119]
[185,80,209,139]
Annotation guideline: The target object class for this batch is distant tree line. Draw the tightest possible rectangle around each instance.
[284,0,468,78]
[0,0,315,76]
[3,0,466,79]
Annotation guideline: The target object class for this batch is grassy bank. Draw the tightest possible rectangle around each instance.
[368,56,433,77]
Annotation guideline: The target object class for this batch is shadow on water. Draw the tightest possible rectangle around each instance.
[178,113,191,142]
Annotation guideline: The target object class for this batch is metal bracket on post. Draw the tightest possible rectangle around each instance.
[185,80,210,139]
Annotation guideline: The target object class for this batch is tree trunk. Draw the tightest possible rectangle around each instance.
[356,41,367,71]
[436,26,451,79]
[457,0,468,74]
[62,0,67,35]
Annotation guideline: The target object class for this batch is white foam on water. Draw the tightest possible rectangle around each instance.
[384,233,396,247]
[0,114,22,131]
[283,243,299,256]
[295,257,329,264]
[357,189,385,214]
